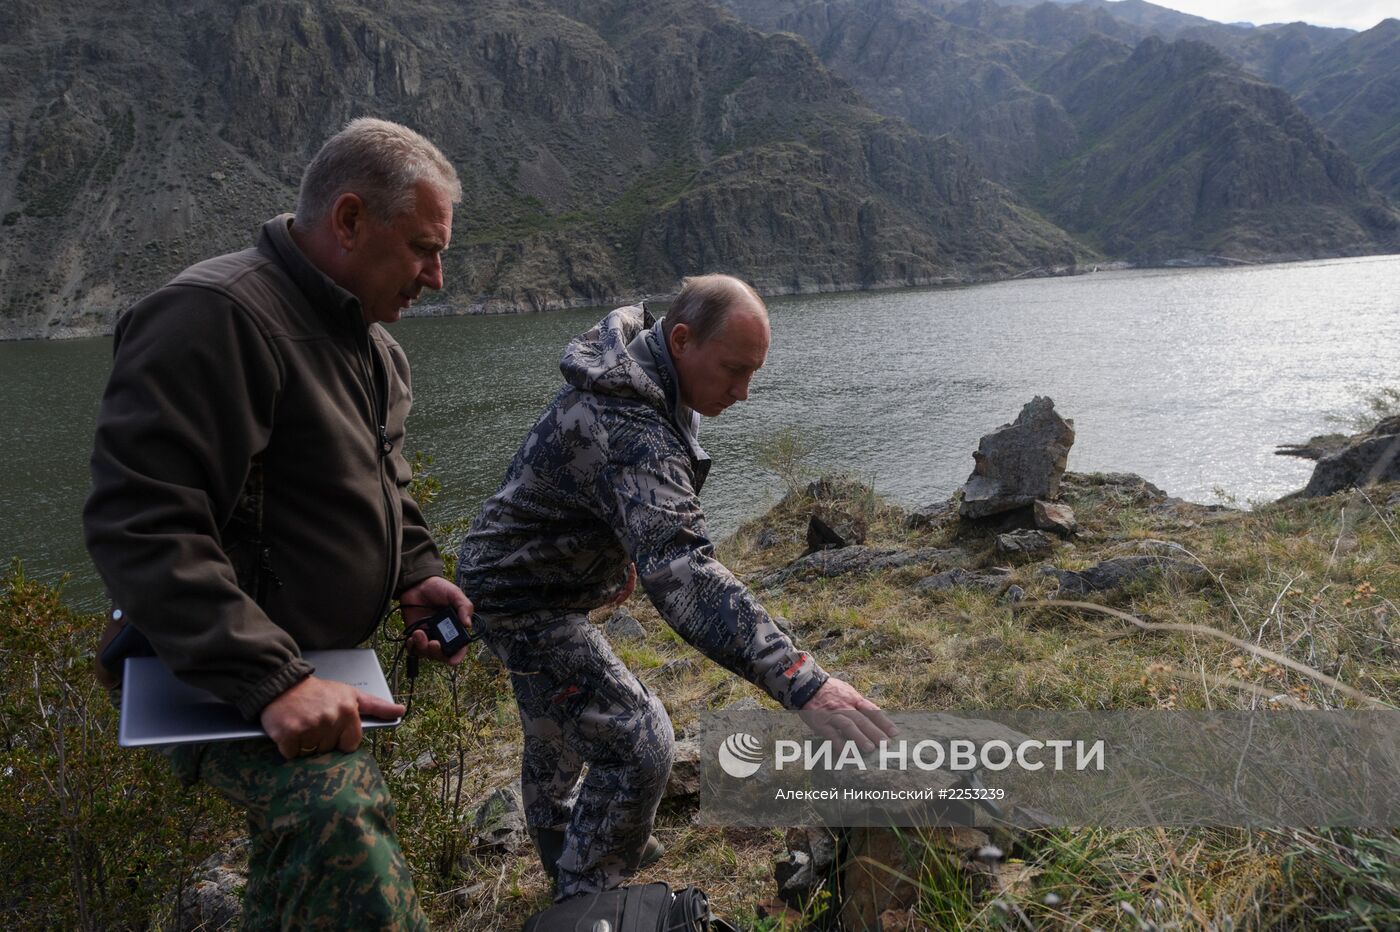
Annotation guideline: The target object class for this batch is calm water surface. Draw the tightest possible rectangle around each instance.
[4,254,1398,610]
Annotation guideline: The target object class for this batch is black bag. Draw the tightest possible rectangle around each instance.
[521,883,738,932]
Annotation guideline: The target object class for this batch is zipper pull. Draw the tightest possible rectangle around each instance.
[379,425,392,457]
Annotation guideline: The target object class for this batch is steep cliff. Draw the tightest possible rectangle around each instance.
[720,1,1399,263]
[1032,36,1398,261]
[0,0,1083,338]
[1287,19,1400,202]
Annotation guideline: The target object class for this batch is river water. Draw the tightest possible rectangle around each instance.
[3,254,1398,611]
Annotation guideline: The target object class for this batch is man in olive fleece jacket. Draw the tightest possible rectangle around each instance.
[83,118,471,929]
[458,274,894,899]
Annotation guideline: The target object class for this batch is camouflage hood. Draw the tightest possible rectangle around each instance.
[559,304,709,480]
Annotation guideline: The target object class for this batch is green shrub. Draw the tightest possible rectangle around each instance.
[0,560,237,930]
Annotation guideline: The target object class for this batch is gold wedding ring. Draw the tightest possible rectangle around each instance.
[299,745,317,754]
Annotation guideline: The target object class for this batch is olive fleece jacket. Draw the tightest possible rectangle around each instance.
[84,216,442,718]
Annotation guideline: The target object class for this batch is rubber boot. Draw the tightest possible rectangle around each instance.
[530,826,569,886]
[639,834,665,869]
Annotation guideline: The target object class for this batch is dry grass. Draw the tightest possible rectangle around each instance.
[388,474,1400,929]
[8,473,1395,929]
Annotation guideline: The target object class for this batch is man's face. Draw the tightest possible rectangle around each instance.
[343,180,452,325]
[669,304,770,417]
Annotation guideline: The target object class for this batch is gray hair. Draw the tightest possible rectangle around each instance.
[663,274,767,345]
[295,117,462,225]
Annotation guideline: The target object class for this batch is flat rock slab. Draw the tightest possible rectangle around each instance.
[913,567,1011,594]
[960,397,1075,519]
[1044,555,1206,596]
[905,499,959,530]
[757,545,958,588]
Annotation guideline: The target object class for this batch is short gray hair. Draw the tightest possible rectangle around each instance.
[663,274,767,345]
[295,117,462,225]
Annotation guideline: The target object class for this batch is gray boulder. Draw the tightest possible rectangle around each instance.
[1301,416,1400,497]
[960,397,1075,519]
[468,784,528,854]
[603,607,646,641]
[168,839,248,932]
[1033,501,1078,536]
[995,529,1055,559]
[665,738,702,798]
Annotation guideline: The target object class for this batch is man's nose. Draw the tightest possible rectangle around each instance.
[419,254,444,291]
[731,378,750,402]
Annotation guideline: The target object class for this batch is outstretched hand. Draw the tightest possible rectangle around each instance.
[799,677,898,753]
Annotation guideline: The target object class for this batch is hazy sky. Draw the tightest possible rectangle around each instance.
[1138,1,1397,31]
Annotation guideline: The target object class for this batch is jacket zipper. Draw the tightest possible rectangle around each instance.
[358,329,399,642]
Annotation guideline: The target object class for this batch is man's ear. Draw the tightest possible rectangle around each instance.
[668,322,692,361]
[329,192,367,252]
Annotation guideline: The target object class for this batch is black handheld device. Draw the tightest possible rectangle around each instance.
[419,605,477,655]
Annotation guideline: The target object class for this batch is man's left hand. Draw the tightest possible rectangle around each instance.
[799,677,899,752]
[399,575,474,665]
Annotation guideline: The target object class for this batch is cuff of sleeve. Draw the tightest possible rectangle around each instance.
[234,656,315,720]
[764,650,829,710]
[395,553,446,598]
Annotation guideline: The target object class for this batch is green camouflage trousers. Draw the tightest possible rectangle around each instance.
[164,739,427,930]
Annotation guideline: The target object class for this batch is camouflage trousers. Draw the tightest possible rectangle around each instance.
[481,611,675,899]
[164,739,427,930]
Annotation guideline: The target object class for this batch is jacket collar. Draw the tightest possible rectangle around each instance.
[627,310,711,486]
[258,214,365,332]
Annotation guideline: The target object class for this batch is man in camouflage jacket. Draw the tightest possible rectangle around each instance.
[458,274,891,899]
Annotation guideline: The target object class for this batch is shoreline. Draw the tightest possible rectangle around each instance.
[5,250,1396,342]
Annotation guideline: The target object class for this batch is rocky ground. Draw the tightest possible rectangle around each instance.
[160,402,1400,930]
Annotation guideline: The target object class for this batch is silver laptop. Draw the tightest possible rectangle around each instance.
[119,649,402,748]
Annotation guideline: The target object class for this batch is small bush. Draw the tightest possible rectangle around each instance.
[0,560,237,930]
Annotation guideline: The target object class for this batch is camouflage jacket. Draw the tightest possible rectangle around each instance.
[458,305,828,709]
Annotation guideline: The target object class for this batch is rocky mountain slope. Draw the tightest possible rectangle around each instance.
[1032,35,1397,261]
[1286,19,1400,202]
[0,0,1082,338]
[721,0,1398,257]
[3,0,1398,339]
